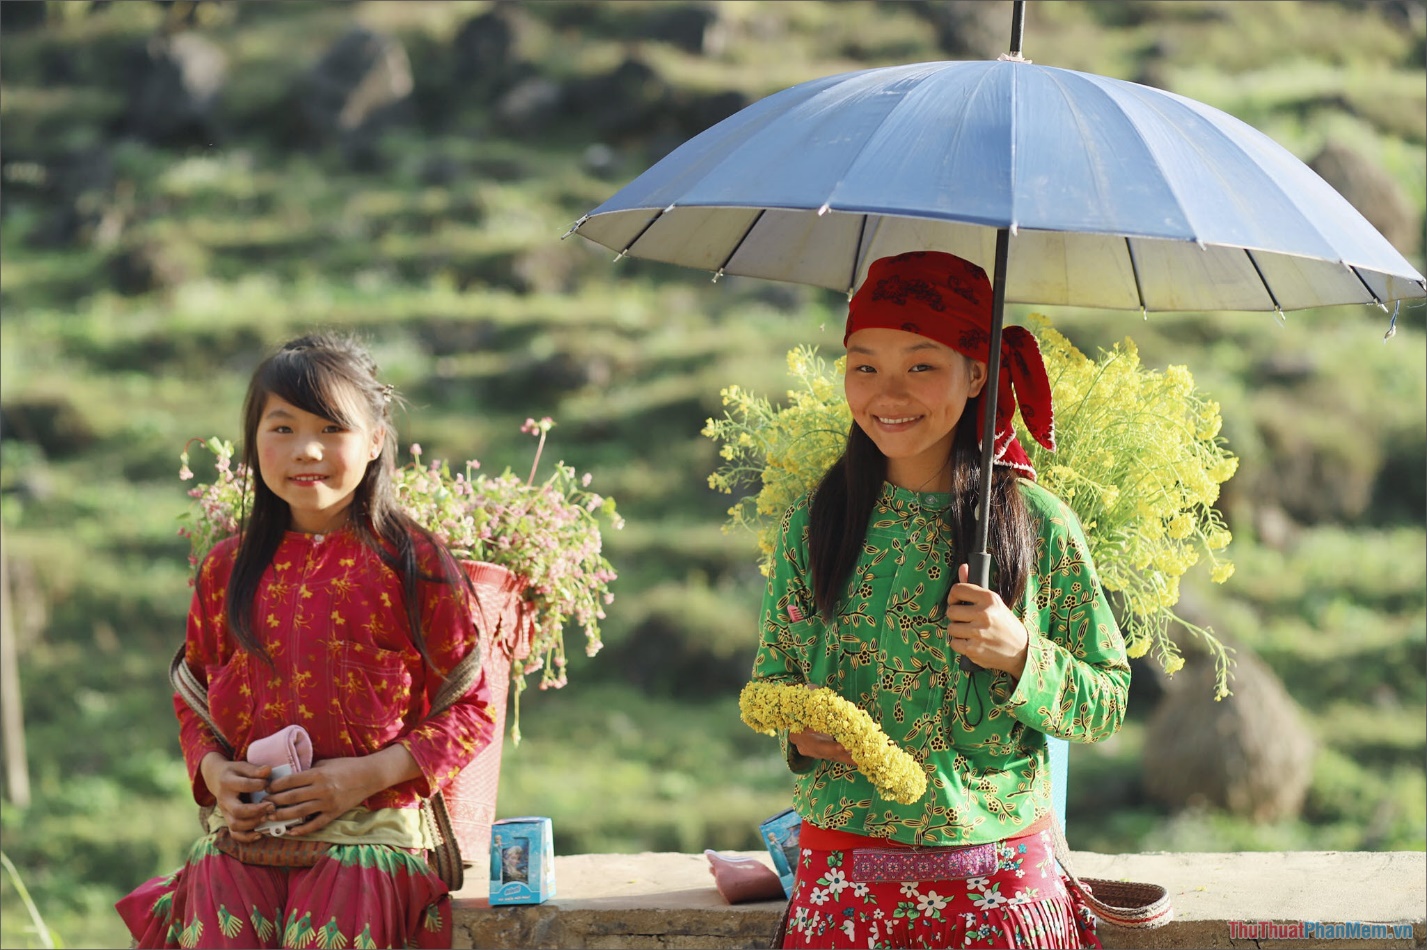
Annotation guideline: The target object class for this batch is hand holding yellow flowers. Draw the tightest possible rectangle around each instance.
[739,681,927,805]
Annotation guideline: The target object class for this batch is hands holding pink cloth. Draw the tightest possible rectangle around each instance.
[246,724,312,836]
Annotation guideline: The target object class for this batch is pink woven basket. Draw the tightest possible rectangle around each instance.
[449,560,533,883]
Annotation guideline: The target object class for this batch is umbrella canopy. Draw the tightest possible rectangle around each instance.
[570,59,1425,312]
[567,18,1426,594]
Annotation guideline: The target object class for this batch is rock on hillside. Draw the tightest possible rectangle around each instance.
[1143,649,1316,822]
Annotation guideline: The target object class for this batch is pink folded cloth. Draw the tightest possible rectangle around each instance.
[705,850,785,904]
[246,725,312,836]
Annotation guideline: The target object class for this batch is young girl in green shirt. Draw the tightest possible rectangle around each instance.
[751,250,1129,949]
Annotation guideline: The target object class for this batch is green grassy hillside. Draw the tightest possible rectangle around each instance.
[1,2,1423,946]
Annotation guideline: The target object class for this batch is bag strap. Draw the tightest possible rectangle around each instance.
[418,617,494,893]
[1049,815,1173,929]
[170,643,228,833]
[429,629,485,717]
[422,792,465,891]
[768,899,792,949]
[170,643,233,757]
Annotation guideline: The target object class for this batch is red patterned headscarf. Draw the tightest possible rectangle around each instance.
[843,250,1055,479]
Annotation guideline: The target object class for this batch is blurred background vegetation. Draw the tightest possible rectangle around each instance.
[0,1,1423,945]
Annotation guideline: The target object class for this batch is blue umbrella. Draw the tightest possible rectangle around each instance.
[567,1,1426,591]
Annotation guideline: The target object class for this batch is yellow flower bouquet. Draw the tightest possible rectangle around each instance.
[705,318,1239,698]
[739,682,927,804]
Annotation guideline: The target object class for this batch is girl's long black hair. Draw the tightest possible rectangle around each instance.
[807,393,1035,619]
[226,331,469,670]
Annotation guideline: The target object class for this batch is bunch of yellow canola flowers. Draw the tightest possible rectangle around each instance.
[703,346,849,568]
[704,320,1239,699]
[739,681,927,804]
[1019,318,1237,697]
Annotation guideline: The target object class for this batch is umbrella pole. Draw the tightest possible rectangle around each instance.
[968,227,1011,592]
[1009,0,1026,58]
[959,228,1009,674]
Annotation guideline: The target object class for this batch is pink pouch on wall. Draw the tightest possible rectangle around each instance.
[246,725,313,836]
[705,850,786,904]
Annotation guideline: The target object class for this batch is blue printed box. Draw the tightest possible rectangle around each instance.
[759,807,801,899]
[489,817,556,905]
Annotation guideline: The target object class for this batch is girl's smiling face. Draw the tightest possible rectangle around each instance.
[844,327,988,492]
[255,394,384,534]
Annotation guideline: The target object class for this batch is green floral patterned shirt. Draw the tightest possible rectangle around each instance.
[751,479,1129,847]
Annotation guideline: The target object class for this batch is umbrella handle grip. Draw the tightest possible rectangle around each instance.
[967,551,994,589]
[958,552,995,672]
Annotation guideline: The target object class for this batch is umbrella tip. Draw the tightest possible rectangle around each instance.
[712,268,725,284]
[1272,307,1287,327]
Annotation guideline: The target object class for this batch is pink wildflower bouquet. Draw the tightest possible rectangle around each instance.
[177,418,622,695]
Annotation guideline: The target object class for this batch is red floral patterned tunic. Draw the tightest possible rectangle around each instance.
[177,528,498,811]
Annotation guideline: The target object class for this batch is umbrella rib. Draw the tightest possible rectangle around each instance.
[716,210,767,276]
[1009,64,1021,234]
[616,209,668,260]
[1125,238,1147,312]
[1244,249,1282,312]
[848,214,870,294]
[1349,265,1385,307]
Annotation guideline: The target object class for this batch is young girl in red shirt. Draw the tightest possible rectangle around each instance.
[118,331,497,948]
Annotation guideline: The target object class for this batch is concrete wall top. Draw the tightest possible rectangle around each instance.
[450,850,1427,949]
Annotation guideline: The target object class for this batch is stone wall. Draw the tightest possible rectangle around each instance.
[450,850,1426,949]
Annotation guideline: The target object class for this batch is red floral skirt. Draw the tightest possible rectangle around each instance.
[115,833,450,949]
[780,823,1100,950]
